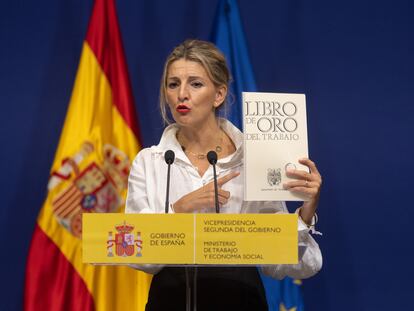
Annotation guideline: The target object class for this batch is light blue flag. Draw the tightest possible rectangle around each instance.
[211,0,256,129]
[211,1,304,310]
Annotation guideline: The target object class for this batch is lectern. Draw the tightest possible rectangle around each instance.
[83,213,298,310]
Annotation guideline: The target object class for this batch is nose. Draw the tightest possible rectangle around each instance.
[178,84,189,102]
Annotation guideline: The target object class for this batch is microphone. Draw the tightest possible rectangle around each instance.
[164,150,175,213]
[207,151,219,213]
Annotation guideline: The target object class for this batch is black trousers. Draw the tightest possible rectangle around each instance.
[145,266,268,311]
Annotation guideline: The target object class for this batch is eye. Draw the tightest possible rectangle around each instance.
[191,81,204,88]
[167,81,179,89]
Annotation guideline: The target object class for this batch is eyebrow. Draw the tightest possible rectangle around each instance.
[167,76,205,81]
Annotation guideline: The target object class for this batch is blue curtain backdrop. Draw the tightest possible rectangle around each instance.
[0,1,413,310]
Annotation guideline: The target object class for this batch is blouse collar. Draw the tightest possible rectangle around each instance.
[156,118,243,168]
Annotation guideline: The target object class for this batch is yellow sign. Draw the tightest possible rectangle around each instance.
[83,213,298,265]
[195,214,298,264]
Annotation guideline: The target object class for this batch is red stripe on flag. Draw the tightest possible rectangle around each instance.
[24,225,95,311]
[85,0,142,142]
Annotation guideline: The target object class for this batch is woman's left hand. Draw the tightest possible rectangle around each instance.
[283,158,322,225]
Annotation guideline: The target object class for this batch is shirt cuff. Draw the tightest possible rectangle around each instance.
[296,208,322,235]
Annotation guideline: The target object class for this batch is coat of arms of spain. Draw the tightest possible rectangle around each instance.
[48,141,131,238]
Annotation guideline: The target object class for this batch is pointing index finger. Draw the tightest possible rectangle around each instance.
[217,171,240,187]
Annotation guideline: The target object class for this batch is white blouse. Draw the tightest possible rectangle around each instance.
[126,119,322,279]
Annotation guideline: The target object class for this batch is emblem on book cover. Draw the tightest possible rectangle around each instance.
[49,142,131,238]
[107,222,143,257]
[267,168,281,186]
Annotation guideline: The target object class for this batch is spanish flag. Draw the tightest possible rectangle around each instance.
[24,0,151,310]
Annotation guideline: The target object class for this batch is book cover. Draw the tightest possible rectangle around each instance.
[243,92,309,201]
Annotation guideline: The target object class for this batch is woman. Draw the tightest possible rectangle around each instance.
[126,39,322,310]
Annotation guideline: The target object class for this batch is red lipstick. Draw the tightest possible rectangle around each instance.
[176,104,191,114]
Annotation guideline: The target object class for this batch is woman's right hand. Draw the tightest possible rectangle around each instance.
[172,171,240,213]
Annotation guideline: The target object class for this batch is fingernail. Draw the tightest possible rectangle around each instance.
[283,183,288,189]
